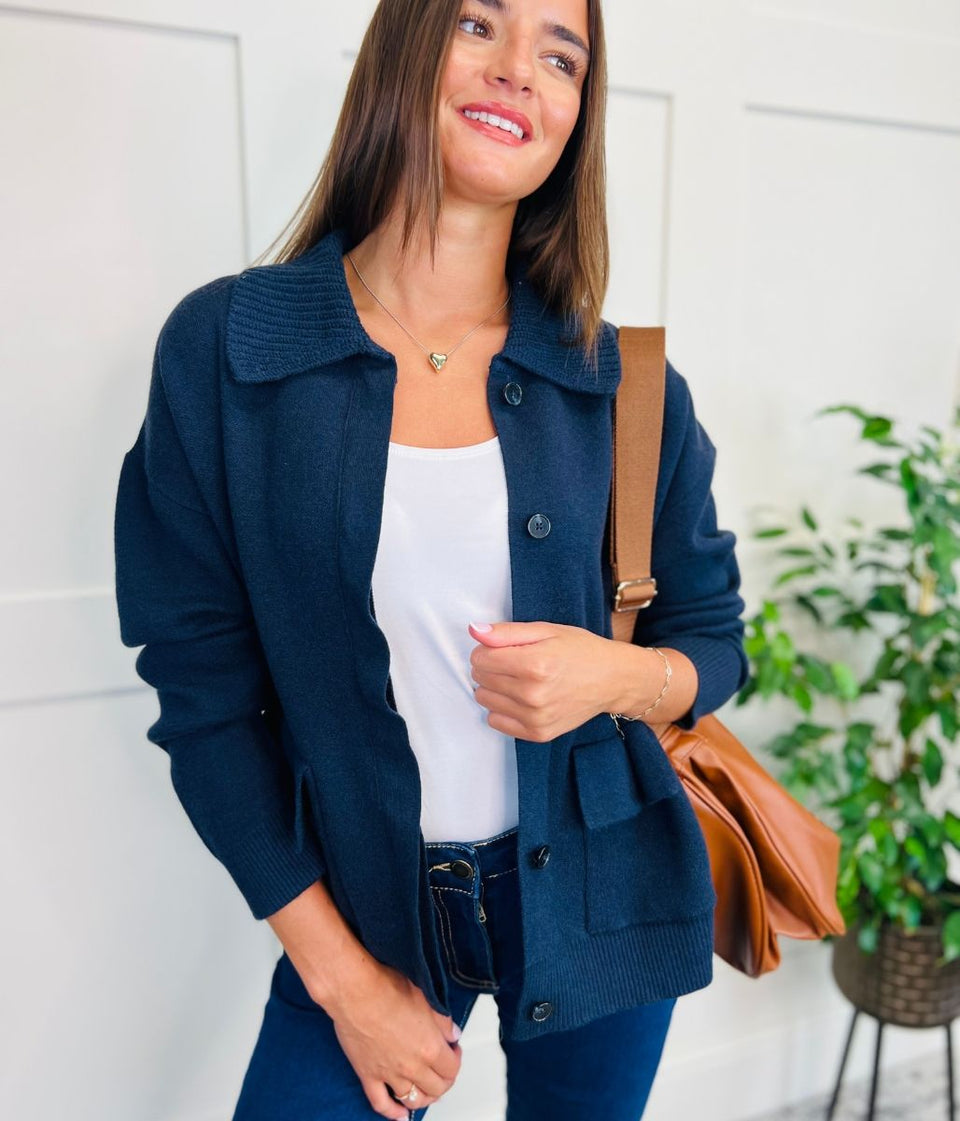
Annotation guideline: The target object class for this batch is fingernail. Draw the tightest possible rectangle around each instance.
[469,621,492,632]
[452,1023,462,1040]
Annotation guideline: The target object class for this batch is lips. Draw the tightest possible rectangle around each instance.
[458,101,534,142]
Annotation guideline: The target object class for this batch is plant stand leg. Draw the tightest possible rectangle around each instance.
[947,1019,955,1121]
[867,1018,885,1121]
[825,1007,860,1120]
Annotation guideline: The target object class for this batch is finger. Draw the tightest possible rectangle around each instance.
[472,682,555,730]
[364,1076,416,1120]
[469,667,527,702]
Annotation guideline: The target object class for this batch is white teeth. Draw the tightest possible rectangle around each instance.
[462,108,525,140]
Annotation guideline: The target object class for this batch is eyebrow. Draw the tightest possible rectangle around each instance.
[469,0,591,59]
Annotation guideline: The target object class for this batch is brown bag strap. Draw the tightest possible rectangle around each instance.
[609,326,667,642]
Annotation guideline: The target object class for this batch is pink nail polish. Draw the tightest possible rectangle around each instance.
[470,621,492,632]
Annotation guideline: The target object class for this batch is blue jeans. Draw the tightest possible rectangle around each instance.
[232,826,677,1119]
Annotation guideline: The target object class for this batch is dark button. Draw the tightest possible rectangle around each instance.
[531,1001,554,1022]
[526,513,551,539]
[450,860,474,880]
[502,381,523,406]
[532,845,551,869]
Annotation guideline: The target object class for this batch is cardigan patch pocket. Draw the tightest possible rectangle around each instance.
[572,723,683,830]
[573,729,692,933]
[572,733,645,829]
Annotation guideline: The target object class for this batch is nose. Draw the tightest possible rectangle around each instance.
[484,31,535,95]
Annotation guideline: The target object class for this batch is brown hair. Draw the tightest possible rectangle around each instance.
[254,0,609,357]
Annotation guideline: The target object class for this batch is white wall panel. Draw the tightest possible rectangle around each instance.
[756,0,960,40]
[0,7,245,706]
[603,89,670,326]
[739,109,960,520]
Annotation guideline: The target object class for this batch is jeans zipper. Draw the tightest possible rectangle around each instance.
[427,862,487,923]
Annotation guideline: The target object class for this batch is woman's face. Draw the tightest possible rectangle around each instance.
[438,0,590,208]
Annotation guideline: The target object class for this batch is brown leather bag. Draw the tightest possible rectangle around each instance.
[609,326,846,977]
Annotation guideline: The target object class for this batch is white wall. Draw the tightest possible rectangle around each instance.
[1,2,958,1119]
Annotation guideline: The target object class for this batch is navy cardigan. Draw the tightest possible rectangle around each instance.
[113,226,749,1043]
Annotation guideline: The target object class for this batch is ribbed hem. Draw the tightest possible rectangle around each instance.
[223,813,327,921]
[504,908,715,1042]
[663,635,748,729]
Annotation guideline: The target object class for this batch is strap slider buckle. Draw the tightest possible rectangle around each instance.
[613,577,658,612]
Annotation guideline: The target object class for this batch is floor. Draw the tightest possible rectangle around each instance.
[744,1047,954,1120]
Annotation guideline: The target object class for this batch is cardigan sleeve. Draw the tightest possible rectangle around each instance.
[630,360,749,729]
[113,323,327,921]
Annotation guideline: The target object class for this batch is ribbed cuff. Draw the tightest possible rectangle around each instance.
[661,634,748,729]
[226,812,328,921]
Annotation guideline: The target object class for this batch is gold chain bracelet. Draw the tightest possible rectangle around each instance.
[609,646,672,730]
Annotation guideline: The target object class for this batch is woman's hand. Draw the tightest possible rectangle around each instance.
[267,879,462,1119]
[326,959,462,1119]
[467,620,696,739]
[467,620,623,741]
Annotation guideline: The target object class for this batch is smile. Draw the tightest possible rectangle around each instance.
[458,102,533,144]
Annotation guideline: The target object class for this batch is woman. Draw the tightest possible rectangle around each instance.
[114,0,749,1117]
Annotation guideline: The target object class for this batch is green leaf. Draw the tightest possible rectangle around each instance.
[755,527,788,539]
[801,506,818,532]
[774,565,818,587]
[942,912,960,963]
[830,662,860,700]
[864,585,908,614]
[922,738,944,786]
[860,463,895,479]
[937,700,959,741]
[904,836,927,866]
[944,811,960,849]
[863,416,894,442]
[900,895,923,930]
[791,682,813,713]
[818,404,870,421]
[798,654,834,693]
[794,595,824,624]
[858,851,885,894]
[858,922,880,954]
[771,631,796,662]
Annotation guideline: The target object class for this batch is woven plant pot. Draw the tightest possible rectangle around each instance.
[832,920,960,1027]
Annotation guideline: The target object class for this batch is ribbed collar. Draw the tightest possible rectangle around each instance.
[225,226,621,396]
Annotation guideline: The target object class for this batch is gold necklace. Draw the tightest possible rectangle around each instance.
[346,252,510,372]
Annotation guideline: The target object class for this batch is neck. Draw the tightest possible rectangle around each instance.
[345,200,517,334]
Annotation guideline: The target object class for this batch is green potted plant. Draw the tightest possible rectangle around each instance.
[738,402,960,1027]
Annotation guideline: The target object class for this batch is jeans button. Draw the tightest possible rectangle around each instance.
[450,859,474,879]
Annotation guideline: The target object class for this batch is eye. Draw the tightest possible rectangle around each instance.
[546,51,581,77]
[458,13,493,38]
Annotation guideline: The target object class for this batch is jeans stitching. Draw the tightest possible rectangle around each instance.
[484,866,517,880]
[433,890,498,989]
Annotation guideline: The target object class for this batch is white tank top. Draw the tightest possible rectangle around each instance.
[371,435,518,843]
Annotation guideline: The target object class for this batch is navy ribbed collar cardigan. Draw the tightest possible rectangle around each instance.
[114,226,749,1042]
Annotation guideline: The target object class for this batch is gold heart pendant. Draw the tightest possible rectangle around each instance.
[428,353,448,371]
